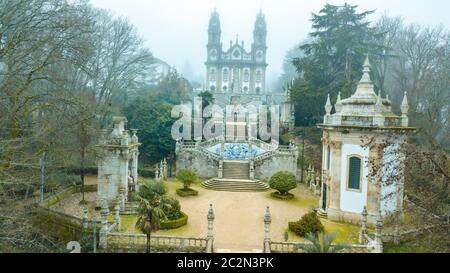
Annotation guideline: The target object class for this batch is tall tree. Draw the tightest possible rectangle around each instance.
[291,3,382,125]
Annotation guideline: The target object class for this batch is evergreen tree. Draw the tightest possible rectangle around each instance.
[291,3,383,125]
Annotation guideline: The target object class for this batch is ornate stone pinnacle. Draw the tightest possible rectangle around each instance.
[325,94,332,115]
[376,210,383,231]
[207,204,215,221]
[264,206,271,224]
[360,55,372,83]
[401,91,409,115]
[362,206,368,218]
[100,199,109,217]
[335,92,343,112]
[376,91,383,109]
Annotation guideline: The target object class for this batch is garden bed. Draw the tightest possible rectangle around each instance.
[160,211,189,230]
[176,188,198,197]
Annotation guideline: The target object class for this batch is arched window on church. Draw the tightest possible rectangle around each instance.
[347,156,362,191]
[223,68,229,82]
[256,70,262,83]
[210,68,216,81]
[243,69,250,83]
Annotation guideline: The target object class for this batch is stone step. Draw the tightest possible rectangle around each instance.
[202,178,270,192]
[317,209,328,219]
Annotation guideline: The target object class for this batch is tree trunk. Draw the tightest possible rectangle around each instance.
[81,148,86,202]
[146,232,151,253]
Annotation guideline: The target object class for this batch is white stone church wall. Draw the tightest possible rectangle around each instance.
[380,143,400,215]
[340,144,369,214]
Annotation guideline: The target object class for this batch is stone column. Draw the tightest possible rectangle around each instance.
[358,206,368,244]
[118,185,125,211]
[207,204,215,240]
[207,204,215,253]
[82,207,89,230]
[99,200,109,249]
[264,206,272,253]
[120,152,129,203]
[367,143,382,223]
[396,138,407,218]
[373,210,383,253]
[329,140,342,211]
[218,160,223,179]
[114,198,121,231]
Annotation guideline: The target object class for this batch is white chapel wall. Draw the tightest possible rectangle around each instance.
[340,143,369,213]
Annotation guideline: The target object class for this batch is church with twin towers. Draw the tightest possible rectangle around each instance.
[201,9,294,130]
[206,9,267,94]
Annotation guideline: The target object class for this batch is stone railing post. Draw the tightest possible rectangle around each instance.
[218,160,223,179]
[206,204,215,253]
[249,160,255,180]
[264,206,272,253]
[99,200,109,249]
[82,207,89,230]
[359,206,368,244]
[114,198,121,231]
[118,185,125,211]
[373,210,383,253]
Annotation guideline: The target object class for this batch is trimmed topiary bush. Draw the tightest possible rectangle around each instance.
[269,171,297,196]
[160,211,188,229]
[289,210,324,237]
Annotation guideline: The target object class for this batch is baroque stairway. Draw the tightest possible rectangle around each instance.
[202,161,270,192]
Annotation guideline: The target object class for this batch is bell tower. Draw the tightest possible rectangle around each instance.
[206,9,222,92]
[252,11,267,93]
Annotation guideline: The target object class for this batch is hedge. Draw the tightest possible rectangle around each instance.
[160,211,188,230]
[139,168,155,178]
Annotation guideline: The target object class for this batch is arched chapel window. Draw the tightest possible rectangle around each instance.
[210,68,216,81]
[243,69,250,82]
[256,70,262,83]
[223,69,229,82]
[347,156,362,190]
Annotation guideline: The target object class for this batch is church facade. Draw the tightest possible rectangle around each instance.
[206,10,267,95]
[200,10,294,130]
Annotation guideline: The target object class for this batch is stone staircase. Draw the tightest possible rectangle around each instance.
[223,161,250,179]
[202,160,270,192]
[120,201,139,215]
[202,178,270,192]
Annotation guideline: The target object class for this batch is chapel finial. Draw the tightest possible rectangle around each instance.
[401,91,409,115]
[325,94,332,115]
[360,54,372,83]
[335,92,343,113]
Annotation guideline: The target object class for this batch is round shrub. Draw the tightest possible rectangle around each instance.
[176,169,198,190]
[160,196,182,220]
[137,180,167,200]
[289,211,324,237]
[269,171,297,195]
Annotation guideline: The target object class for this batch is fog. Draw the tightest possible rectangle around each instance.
[90,0,450,86]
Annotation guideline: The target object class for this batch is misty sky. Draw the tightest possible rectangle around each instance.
[90,0,450,86]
